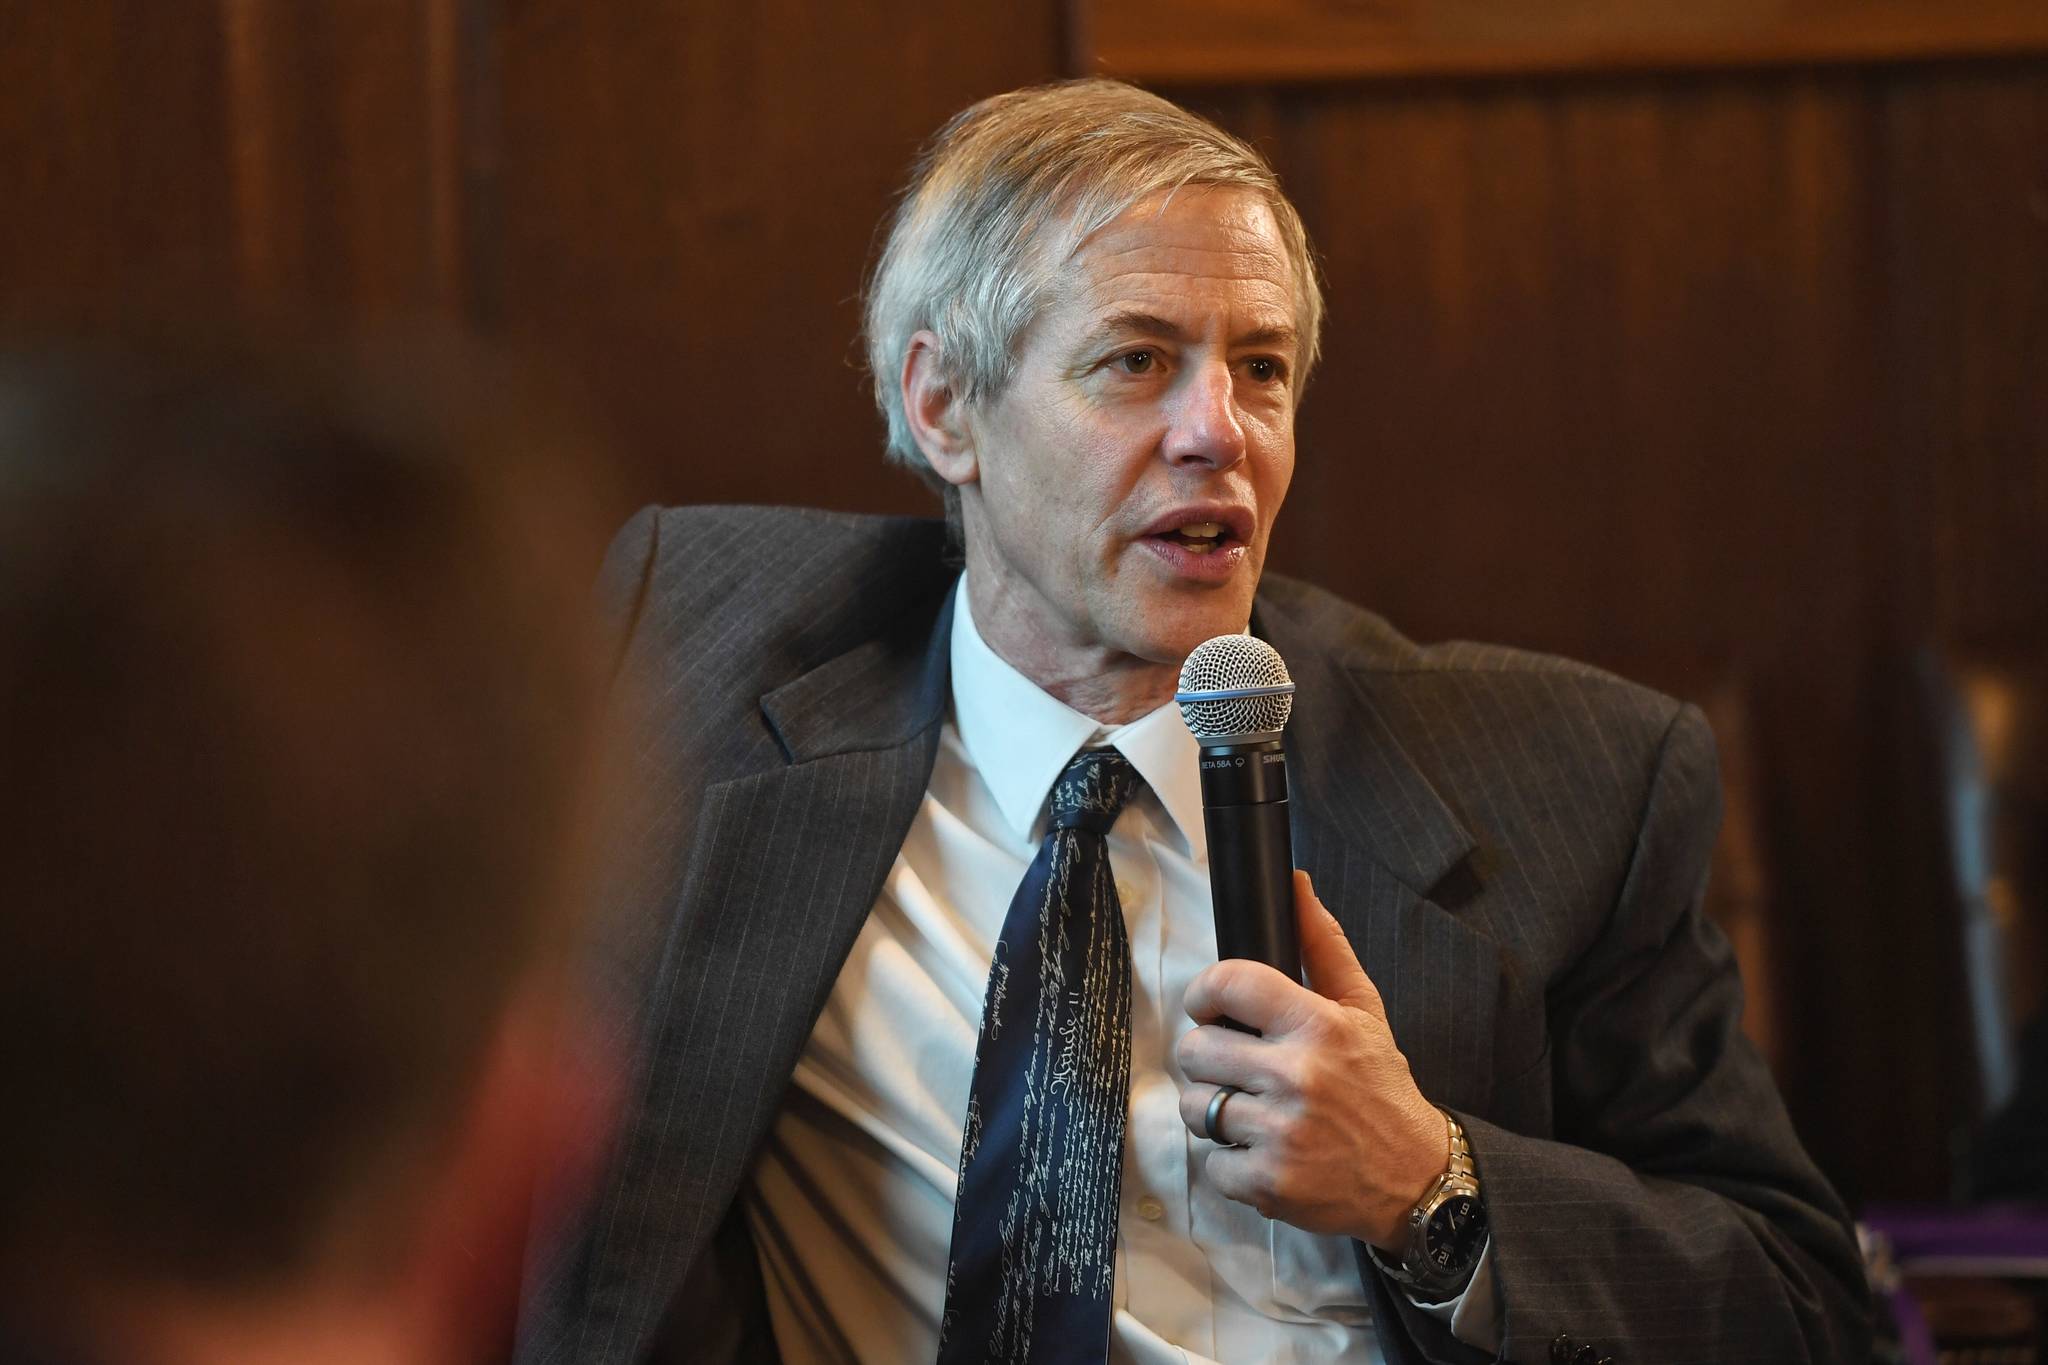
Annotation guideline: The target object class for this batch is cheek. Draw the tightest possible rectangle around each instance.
[980,398,1160,564]
[1067,452,1133,528]
[981,415,1097,557]
[1247,418,1295,520]
[1028,419,1132,542]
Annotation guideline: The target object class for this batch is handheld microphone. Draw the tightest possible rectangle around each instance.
[1175,635,1302,993]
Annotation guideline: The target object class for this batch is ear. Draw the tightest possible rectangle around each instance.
[900,330,978,488]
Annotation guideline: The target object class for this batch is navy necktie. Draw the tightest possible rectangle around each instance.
[939,747,1144,1365]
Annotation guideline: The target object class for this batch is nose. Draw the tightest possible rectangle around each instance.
[1161,360,1247,470]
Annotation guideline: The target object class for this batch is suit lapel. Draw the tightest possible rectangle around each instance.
[1257,597,1503,1117]
[571,592,955,1362]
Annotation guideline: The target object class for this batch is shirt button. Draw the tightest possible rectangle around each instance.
[1136,1196,1165,1221]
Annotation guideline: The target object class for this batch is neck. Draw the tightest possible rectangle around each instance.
[964,574,1177,727]
[1008,650,1177,727]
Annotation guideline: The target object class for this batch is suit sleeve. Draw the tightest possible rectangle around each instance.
[1378,703,1872,1364]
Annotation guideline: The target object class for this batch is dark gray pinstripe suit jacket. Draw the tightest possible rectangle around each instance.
[518,504,1871,1365]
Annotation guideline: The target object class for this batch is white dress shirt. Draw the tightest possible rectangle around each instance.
[746,577,1498,1362]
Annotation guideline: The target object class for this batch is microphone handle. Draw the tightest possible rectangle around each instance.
[1199,739,1303,1033]
[1206,796,1301,979]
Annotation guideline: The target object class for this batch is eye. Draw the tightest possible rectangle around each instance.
[1244,356,1285,384]
[1116,349,1155,375]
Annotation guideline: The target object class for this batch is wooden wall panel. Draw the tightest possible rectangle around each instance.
[0,0,473,331]
[493,2,1066,519]
[0,2,239,327]
[217,0,473,317]
[1884,68,2048,649]
[1079,0,2048,83]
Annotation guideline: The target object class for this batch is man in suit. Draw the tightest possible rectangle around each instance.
[519,80,1871,1363]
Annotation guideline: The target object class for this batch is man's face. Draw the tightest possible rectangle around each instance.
[958,187,1299,681]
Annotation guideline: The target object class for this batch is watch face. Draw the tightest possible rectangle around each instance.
[1423,1193,1488,1272]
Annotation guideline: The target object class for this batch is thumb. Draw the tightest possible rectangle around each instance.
[1295,870,1386,1018]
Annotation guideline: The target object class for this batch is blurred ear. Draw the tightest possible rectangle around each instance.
[402,986,621,1364]
[900,330,978,489]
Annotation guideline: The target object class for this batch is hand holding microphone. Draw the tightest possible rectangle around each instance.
[1173,635,1446,1251]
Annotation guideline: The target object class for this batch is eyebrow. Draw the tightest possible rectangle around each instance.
[1079,311,1300,355]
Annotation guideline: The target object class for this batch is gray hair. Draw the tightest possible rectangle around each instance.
[862,79,1324,508]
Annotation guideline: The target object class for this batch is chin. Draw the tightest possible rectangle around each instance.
[1120,592,1256,667]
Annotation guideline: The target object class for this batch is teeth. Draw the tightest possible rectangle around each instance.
[1179,521,1225,539]
[1183,541,1217,555]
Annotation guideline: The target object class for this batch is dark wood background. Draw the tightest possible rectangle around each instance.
[5,0,2044,1211]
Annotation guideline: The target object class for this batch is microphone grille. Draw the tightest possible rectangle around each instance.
[1175,634,1294,742]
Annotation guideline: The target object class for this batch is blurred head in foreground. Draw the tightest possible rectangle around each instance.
[0,337,618,1365]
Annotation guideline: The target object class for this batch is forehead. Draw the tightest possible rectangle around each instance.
[1040,187,1299,337]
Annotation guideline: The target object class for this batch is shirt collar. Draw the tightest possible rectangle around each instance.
[949,576,1206,856]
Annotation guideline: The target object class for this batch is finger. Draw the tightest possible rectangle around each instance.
[1177,1081,1267,1146]
[1202,1144,1279,1219]
[1174,1022,1272,1089]
[1295,870,1386,1019]
[1184,957,1316,1035]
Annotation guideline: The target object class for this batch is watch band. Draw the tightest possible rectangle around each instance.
[1443,1110,1476,1182]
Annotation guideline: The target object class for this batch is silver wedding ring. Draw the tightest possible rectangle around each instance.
[1203,1084,1241,1147]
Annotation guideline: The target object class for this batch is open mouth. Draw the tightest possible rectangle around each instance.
[1155,520,1231,555]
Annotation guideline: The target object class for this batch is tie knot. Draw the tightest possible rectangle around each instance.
[1048,748,1143,835]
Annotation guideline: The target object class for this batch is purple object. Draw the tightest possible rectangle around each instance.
[1857,1204,2048,1365]
[1861,1203,2048,1266]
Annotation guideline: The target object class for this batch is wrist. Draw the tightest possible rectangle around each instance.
[1365,1095,1454,1251]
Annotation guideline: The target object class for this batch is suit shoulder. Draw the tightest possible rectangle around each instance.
[628,503,946,614]
[609,503,951,691]
[648,503,945,570]
[1259,573,1692,752]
